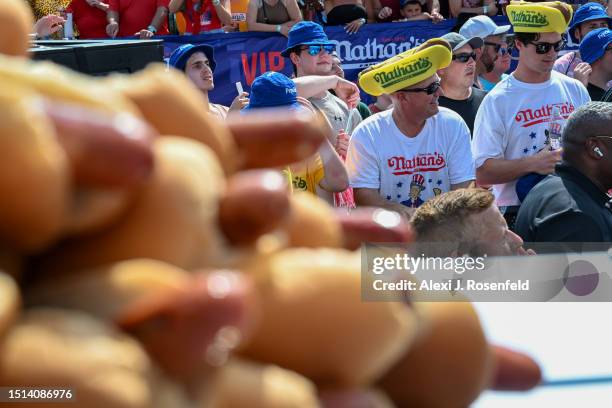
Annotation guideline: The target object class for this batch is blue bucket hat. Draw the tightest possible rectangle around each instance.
[243,72,301,110]
[169,44,216,72]
[569,3,611,43]
[580,27,612,64]
[281,21,334,57]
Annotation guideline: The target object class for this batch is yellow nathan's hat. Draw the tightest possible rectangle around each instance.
[358,39,452,97]
[506,1,573,34]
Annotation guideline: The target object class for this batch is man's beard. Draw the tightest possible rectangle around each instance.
[483,55,496,73]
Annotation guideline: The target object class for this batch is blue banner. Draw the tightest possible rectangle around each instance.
[160,17,523,106]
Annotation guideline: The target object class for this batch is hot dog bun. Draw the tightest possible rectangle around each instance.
[218,170,291,246]
[0,272,19,339]
[282,193,343,249]
[378,301,492,408]
[0,84,68,251]
[241,248,418,387]
[106,65,237,174]
[227,112,326,169]
[26,259,191,320]
[0,309,192,408]
[35,137,226,273]
[212,358,320,408]
[0,56,139,116]
[0,0,33,57]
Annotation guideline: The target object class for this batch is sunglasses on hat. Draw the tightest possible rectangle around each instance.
[398,81,441,95]
[452,51,477,63]
[301,44,336,56]
[527,39,566,54]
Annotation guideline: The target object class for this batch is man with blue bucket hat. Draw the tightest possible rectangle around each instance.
[282,21,362,147]
[244,71,350,205]
[579,27,612,101]
[168,43,250,119]
[553,2,611,86]
[243,71,302,110]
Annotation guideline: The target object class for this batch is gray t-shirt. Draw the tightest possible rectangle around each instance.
[309,92,362,136]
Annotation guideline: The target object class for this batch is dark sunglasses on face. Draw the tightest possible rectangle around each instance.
[484,42,503,53]
[528,39,566,54]
[484,42,513,55]
[452,51,477,63]
[399,81,441,95]
[301,44,336,56]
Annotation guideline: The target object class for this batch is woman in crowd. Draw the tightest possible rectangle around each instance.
[169,0,233,33]
[323,0,369,33]
[246,0,302,36]
[448,0,497,18]
[66,0,108,39]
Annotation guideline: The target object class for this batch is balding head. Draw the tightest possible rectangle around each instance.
[411,189,492,256]
[562,102,612,162]
[562,102,612,191]
[411,188,526,257]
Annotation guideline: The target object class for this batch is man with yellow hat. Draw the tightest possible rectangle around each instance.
[346,39,476,219]
[472,1,591,229]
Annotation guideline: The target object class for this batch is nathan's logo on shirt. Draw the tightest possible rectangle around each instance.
[373,58,432,89]
[387,153,446,176]
[510,10,548,28]
[515,102,574,128]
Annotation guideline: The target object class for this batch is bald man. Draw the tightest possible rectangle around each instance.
[515,102,612,242]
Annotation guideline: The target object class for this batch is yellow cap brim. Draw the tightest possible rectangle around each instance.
[359,42,451,96]
[507,1,572,34]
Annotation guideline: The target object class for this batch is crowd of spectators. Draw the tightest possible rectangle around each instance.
[28,0,611,40]
[27,0,612,244]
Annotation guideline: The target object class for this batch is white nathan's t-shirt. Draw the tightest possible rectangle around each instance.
[472,71,591,207]
[346,108,475,208]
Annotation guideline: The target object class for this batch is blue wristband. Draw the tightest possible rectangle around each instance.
[147,25,157,33]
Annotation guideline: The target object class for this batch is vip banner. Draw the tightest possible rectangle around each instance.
[158,17,530,106]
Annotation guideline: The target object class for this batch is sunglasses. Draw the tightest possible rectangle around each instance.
[484,42,513,55]
[452,51,477,63]
[398,81,441,95]
[301,44,335,56]
[527,39,566,54]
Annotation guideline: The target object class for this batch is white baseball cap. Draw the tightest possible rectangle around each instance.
[459,15,511,39]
